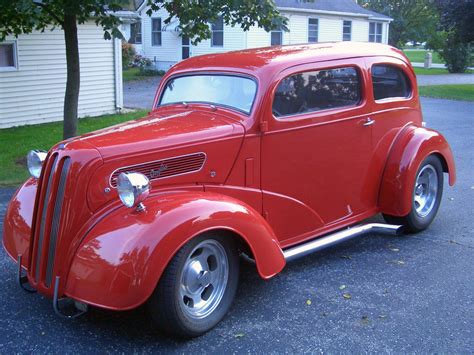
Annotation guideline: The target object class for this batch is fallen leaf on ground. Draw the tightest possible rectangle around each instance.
[390,248,400,252]
[386,260,406,265]
[306,299,312,305]
[449,197,454,201]
[379,314,387,319]
[234,333,245,339]
[339,285,347,290]
[343,293,352,300]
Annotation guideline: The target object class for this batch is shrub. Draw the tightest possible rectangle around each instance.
[437,36,471,73]
[132,54,152,69]
[122,42,136,69]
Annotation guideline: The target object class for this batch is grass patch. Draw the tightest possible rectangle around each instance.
[123,67,164,82]
[0,110,147,186]
[414,67,473,75]
[419,84,474,101]
[403,50,444,64]
[414,67,449,75]
[123,67,141,82]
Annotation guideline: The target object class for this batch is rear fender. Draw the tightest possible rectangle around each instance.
[64,191,285,310]
[379,126,456,216]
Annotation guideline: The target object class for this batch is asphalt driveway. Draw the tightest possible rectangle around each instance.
[0,98,473,352]
[123,76,161,110]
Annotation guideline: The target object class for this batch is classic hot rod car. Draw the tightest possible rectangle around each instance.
[3,42,455,337]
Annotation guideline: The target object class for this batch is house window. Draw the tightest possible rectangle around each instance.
[152,18,162,46]
[0,42,18,70]
[343,20,352,41]
[211,16,224,47]
[129,22,142,44]
[369,22,383,43]
[271,27,283,46]
[308,18,319,43]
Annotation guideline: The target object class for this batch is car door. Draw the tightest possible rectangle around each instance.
[364,57,420,199]
[261,59,376,244]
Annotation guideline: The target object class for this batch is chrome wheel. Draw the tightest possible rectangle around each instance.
[179,240,229,319]
[414,164,439,218]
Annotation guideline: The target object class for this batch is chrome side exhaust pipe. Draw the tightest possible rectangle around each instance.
[283,223,403,262]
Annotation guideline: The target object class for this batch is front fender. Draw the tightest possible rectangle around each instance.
[2,178,37,269]
[64,191,285,310]
[379,126,456,216]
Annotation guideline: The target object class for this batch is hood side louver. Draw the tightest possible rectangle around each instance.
[110,152,206,187]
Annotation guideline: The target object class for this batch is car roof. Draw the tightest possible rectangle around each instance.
[169,42,409,78]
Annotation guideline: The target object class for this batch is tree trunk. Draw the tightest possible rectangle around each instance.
[63,14,80,139]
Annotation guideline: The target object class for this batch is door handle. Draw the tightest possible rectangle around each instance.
[363,118,375,126]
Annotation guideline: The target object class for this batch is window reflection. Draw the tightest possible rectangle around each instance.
[273,67,361,117]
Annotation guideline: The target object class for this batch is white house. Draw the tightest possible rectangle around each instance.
[123,0,392,70]
[0,23,123,128]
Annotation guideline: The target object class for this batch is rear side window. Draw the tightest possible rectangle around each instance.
[371,64,411,101]
[273,67,360,117]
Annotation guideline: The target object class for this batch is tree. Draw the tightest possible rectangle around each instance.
[360,0,439,48]
[0,0,287,139]
[430,0,473,73]
[435,0,474,44]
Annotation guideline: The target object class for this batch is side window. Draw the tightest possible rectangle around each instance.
[211,16,224,47]
[343,20,352,41]
[371,64,411,101]
[273,67,361,118]
[151,18,162,46]
[0,41,18,70]
[129,22,142,44]
[271,27,283,46]
[308,18,319,43]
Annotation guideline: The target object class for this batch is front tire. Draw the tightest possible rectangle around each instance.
[383,155,444,233]
[148,232,239,338]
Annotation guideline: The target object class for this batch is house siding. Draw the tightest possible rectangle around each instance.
[136,6,390,69]
[0,23,120,128]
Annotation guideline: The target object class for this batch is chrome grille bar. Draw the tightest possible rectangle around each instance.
[45,158,70,287]
[35,154,58,282]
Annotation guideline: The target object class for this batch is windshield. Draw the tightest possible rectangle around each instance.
[159,74,257,114]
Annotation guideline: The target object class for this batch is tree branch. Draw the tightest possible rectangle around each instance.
[33,1,64,26]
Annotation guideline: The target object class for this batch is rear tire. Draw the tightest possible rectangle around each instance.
[148,232,239,338]
[383,155,444,233]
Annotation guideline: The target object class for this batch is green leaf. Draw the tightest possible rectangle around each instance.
[234,333,245,339]
[343,293,352,300]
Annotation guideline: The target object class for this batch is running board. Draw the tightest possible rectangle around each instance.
[283,223,403,262]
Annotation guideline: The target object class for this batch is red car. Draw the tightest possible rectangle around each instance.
[3,42,455,337]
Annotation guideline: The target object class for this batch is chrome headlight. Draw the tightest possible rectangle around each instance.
[27,150,47,178]
[117,172,150,209]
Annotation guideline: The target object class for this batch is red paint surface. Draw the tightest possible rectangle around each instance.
[3,43,455,310]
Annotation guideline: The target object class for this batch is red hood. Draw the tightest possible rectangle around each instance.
[78,108,244,161]
[75,107,246,211]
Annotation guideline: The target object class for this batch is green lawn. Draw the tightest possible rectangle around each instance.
[0,110,147,186]
[403,50,444,64]
[123,67,164,82]
[413,67,449,75]
[413,67,473,75]
[419,84,474,101]
[123,67,141,82]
